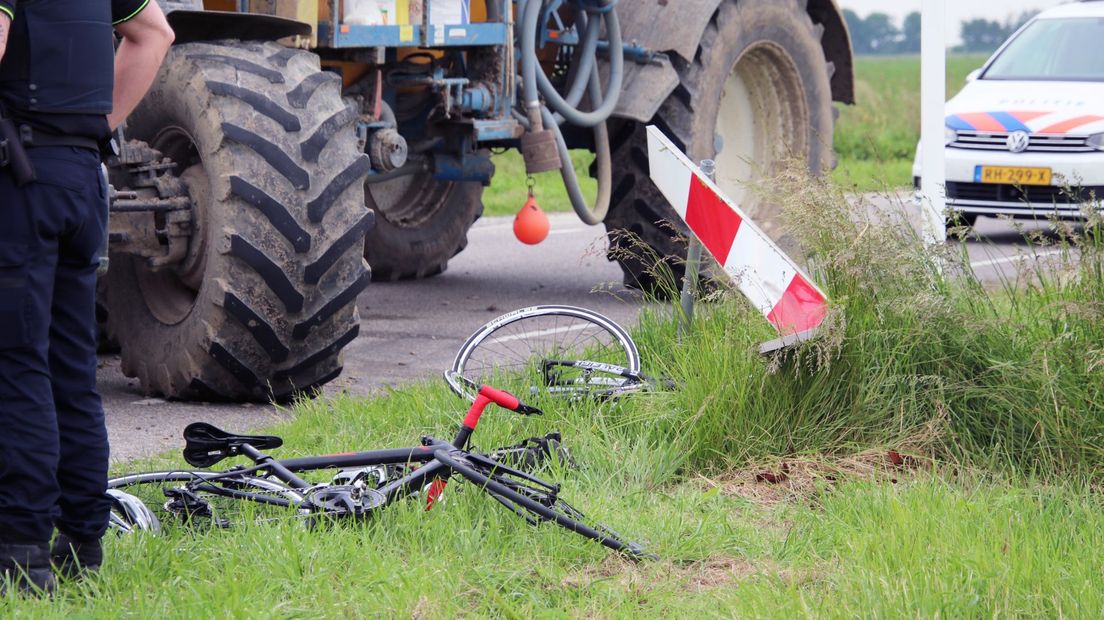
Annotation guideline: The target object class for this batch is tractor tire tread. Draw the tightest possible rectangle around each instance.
[107,41,371,401]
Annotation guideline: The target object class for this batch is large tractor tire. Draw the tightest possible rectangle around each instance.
[363,174,485,281]
[106,41,373,402]
[603,0,835,291]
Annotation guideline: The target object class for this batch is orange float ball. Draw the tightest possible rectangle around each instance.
[513,196,550,245]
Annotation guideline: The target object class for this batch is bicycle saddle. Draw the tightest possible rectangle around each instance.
[182,422,283,468]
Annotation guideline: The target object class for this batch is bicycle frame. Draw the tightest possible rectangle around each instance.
[541,359,643,386]
[139,383,536,512]
[108,381,656,559]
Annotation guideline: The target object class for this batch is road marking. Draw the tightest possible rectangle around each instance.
[493,323,589,343]
[969,249,1065,270]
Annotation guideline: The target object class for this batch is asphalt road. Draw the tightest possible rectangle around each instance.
[956,215,1074,280]
[101,201,1076,462]
[859,190,1078,281]
[102,212,644,462]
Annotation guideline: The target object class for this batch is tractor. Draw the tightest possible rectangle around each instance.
[102,0,854,401]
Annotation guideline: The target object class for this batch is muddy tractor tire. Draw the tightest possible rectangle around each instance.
[603,0,836,292]
[106,41,373,401]
[363,174,486,281]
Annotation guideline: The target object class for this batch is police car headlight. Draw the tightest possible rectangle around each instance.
[1089,132,1104,151]
[945,126,958,146]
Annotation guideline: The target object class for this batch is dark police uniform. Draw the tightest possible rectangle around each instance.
[0,0,150,546]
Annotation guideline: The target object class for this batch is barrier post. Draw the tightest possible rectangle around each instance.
[677,159,715,339]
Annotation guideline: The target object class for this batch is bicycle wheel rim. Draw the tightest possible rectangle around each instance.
[450,305,640,400]
[107,470,304,532]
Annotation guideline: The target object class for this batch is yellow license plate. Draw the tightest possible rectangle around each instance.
[978,166,1052,186]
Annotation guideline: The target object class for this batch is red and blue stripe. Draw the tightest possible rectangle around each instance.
[947,111,1104,135]
[946,111,1047,133]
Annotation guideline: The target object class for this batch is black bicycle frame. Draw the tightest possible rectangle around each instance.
[183,383,533,508]
[111,382,655,560]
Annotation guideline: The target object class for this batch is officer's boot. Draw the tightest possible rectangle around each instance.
[0,541,56,595]
[51,532,103,579]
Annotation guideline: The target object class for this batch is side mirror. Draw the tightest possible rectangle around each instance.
[965,69,982,83]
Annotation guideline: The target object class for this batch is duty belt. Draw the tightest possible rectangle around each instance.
[1,124,105,186]
[19,126,101,152]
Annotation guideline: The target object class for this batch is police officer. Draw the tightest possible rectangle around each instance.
[0,0,173,593]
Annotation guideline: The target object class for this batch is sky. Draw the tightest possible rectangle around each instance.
[837,0,1071,44]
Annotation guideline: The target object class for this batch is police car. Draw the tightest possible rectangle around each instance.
[913,1,1104,226]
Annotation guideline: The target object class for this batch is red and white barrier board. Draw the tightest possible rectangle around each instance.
[646,125,829,335]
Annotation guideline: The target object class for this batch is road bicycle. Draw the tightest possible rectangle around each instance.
[448,305,668,401]
[106,377,655,560]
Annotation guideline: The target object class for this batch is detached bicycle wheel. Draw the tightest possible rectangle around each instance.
[450,305,640,400]
[435,450,656,560]
[107,471,304,532]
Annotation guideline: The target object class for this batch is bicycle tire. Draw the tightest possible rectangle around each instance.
[107,470,304,532]
[434,449,656,560]
[450,305,640,400]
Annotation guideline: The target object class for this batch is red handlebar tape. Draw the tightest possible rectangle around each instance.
[478,385,520,410]
[461,386,520,429]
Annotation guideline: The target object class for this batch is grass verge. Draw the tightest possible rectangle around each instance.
[8,392,1102,616]
[7,168,1104,615]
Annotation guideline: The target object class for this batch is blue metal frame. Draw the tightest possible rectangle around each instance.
[318,0,510,49]
[318,22,509,48]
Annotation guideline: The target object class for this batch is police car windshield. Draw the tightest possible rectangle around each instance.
[984,17,1104,82]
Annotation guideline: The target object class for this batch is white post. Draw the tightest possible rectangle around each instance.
[920,0,948,244]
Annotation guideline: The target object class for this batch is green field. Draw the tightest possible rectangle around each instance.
[831,54,989,191]
[8,171,1104,615]
[483,149,596,218]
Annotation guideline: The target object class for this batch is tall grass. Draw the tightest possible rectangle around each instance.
[619,167,1104,479]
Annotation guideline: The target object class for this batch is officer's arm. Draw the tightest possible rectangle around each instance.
[0,1,13,67]
[109,1,174,130]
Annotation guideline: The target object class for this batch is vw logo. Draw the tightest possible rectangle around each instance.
[1006,130,1031,153]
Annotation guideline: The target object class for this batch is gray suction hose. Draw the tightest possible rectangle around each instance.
[517,0,620,224]
[536,7,622,127]
[551,13,602,119]
[548,106,611,225]
[519,0,546,130]
[520,0,622,129]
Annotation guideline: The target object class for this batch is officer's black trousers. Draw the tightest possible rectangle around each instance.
[0,146,110,544]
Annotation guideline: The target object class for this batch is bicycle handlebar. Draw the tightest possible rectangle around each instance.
[478,384,519,410]
[461,385,541,430]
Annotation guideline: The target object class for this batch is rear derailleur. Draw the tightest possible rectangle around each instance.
[163,486,229,528]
